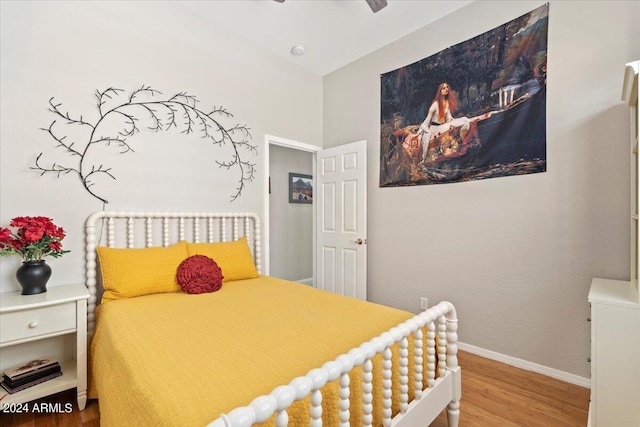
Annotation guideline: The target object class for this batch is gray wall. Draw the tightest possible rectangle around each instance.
[269,145,313,281]
[323,0,640,378]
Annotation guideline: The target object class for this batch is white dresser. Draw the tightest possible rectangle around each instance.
[587,61,640,427]
[588,279,640,427]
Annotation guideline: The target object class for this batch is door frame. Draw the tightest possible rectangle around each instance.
[263,134,322,282]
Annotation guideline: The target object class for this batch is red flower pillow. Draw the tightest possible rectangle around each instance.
[176,255,224,294]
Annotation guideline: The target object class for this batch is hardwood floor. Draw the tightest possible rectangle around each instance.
[0,351,589,426]
[430,351,590,427]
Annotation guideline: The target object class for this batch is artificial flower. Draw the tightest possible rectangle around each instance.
[0,216,69,261]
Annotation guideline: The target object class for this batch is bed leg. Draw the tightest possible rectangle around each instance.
[446,400,460,427]
[445,304,460,427]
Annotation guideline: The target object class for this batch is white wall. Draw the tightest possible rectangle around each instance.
[0,1,322,292]
[323,0,640,378]
[269,144,313,281]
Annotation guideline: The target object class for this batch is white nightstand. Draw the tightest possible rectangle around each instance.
[0,283,89,410]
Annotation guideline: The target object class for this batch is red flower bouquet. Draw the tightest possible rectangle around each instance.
[0,216,69,261]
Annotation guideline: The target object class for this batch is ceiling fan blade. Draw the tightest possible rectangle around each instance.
[366,0,387,13]
[274,0,386,13]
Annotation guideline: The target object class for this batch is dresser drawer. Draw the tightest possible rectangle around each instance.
[0,303,76,345]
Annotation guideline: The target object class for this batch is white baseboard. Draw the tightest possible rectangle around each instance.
[457,341,591,389]
[297,277,314,286]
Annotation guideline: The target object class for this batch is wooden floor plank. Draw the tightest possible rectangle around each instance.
[0,351,589,426]
[429,351,588,427]
[463,369,588,425]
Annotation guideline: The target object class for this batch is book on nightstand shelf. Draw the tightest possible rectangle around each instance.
[1,356,62,394]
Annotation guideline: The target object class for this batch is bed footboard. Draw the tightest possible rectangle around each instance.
[208,301,460,427]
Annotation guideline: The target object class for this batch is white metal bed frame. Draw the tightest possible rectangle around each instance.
[85,211,461,427]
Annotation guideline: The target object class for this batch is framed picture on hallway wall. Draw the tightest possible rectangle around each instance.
[289,173,313,204]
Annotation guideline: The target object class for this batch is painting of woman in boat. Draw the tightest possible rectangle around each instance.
[380,3,548,187]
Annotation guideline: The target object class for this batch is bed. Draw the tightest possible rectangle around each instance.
[84,211,461,426]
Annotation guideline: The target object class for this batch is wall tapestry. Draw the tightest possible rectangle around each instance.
[33,86,256,203]
[380,3,548,187]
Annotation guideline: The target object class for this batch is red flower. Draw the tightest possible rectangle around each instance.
[48,241,62,252]
[0,228,11,243]
[53,226,66,239]
[0,216,69,261]
[24,226,45,243]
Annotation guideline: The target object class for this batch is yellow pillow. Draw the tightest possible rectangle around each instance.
[97,241,189,303]
[187,236,258,282]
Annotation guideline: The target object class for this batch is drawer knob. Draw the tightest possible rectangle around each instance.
[28,321,39,329]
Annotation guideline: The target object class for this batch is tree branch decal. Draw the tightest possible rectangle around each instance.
[32,86,256,203]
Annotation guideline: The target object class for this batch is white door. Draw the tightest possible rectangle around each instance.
[316,140,367,300]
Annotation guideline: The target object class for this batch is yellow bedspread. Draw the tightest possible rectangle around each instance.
[89,276,417,426]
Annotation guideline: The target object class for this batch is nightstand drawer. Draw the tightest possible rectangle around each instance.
[0,303,76,345]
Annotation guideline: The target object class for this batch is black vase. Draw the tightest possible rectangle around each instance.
[16,260,51,295]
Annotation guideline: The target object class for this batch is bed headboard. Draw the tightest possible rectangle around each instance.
[84,211,261,335]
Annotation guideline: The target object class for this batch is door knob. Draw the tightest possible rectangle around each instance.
[354,238,366,245]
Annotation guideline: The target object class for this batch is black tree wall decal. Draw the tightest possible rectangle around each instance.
[32,86,256,203]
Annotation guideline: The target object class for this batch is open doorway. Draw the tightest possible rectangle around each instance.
[263,135,321,285]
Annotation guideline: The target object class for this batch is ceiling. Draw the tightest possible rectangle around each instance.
[177,0,473,76]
